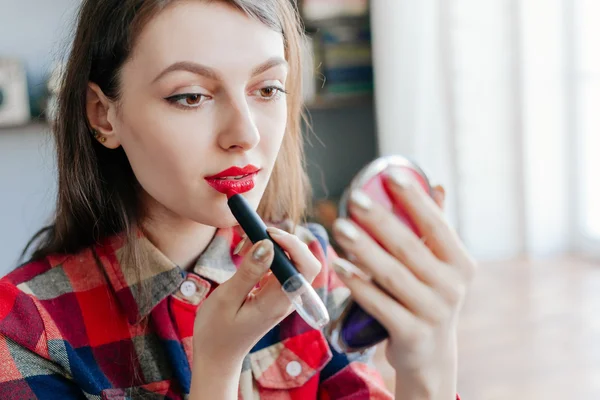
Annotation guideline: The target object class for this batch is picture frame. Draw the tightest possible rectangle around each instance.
[0,58,31,127]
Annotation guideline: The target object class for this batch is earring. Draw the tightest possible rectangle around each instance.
[92,129,107,143]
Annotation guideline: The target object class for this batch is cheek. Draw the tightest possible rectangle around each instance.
[116,100,215,195]
[257,104,288,162]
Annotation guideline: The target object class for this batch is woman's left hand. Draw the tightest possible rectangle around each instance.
[332,172,477,399]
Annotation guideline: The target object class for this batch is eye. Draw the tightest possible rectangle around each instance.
[260,87,278,98]
[166,93,208,109]
[254,86,287,101]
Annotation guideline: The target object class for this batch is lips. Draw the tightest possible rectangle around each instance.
[207,165,260,179]
[205,165,260,196]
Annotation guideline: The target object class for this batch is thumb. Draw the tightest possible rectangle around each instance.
[222,239,274,306]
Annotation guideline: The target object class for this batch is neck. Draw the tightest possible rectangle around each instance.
[141,196,218,271]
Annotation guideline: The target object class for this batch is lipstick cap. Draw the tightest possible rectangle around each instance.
[281,274,330,330]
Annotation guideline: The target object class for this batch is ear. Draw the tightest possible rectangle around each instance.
[86,82,121,149]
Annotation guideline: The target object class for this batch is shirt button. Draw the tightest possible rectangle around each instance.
[285,361,302,377]
[180,280,197,297]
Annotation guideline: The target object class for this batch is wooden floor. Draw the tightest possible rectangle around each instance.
[373,256,600,399]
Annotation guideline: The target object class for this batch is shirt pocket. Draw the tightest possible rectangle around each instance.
[249,329,333,390]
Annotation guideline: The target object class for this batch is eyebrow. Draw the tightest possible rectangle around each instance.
[251,57,288,77]
[152,57,288,83]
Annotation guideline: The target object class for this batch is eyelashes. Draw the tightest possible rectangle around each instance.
[166,93,206,109]
[253,86,288,101]
[165,85,288,110]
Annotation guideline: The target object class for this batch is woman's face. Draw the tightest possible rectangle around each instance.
[109,1,288,227]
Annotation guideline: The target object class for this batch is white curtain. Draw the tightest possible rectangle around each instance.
[370,0,592,261]
[370,0,460,240]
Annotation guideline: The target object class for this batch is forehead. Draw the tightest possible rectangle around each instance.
[129,1,286,78]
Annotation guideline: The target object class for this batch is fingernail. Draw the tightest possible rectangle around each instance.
[387,169,415,190]
[266,227,289,237]
[433,185,446,199]
[333,219,360,241]
[332,258,370,281]
[252,240,273,263]
[350,190,372,211]
[233,236,247,255]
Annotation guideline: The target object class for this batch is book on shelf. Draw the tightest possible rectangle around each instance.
[317,23,373,100]
[300,2,373,106]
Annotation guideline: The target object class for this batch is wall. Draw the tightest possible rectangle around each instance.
[0,124,56,273]
[0,0,78,273]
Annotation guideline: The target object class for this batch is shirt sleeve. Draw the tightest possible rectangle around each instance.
[0,281,81,399]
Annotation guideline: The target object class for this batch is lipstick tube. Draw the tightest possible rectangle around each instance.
[227,194,330,330]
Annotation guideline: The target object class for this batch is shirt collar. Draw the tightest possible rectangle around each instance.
[96,226,245,324]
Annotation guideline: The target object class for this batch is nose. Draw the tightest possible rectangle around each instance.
[216,97,260,152]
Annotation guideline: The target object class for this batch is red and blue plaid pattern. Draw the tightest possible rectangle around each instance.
[0,222,392,399]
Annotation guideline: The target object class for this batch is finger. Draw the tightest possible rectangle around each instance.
[332,219,449,324]
[431,185,446,210]
[249,228,324,324]
[222,240,274,306]
[331,258,431,348]
[249,274,295,323]
[258,270,273,288]
[346,190,460,303]
[385,171,469,268]
[233,235,252,257]
[266,227,322,282]
[346,189,450,289]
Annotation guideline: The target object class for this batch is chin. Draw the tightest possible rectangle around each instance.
[212,213,240,229]
[195,194,254,229]
[192,202,237,228]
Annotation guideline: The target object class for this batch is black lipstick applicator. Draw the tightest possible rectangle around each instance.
[227,192,330,330]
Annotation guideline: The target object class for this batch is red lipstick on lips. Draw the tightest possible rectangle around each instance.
[205,165,260,198]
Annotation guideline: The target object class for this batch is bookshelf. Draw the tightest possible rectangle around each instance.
[305,93,372,110]
[299,1,374,111]
[297,0,377,235]
[303,14,370,33]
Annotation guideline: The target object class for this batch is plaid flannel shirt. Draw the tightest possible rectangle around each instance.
[0,222,394,399]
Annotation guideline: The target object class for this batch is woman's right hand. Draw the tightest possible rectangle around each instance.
[189,228,322,399]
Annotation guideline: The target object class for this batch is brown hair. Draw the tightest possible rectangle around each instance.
[24,0,310,262]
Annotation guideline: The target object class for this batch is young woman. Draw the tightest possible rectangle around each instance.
[0,0,476,398]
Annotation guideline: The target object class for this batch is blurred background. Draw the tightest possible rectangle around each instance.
[1,0,600,398]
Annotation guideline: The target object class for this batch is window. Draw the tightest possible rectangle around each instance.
[574,0,600,246]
